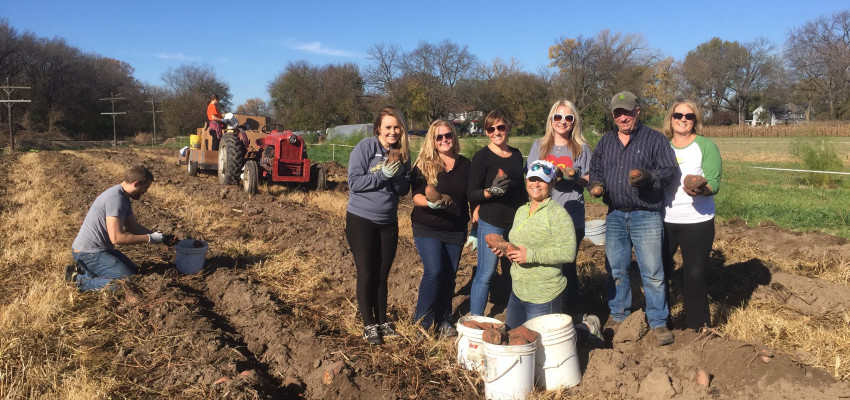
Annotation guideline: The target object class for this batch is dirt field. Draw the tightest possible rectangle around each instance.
[1,147,849,399]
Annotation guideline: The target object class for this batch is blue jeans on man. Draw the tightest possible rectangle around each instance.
[470,219,510,316]
[72,249,138,291]
[604,210,669,329]
[413,236,463,329]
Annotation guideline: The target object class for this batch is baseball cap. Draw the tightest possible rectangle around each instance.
[610,91,637,113]
[527,160,557,183]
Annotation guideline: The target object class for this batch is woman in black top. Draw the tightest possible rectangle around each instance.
[411,120,470,337]
[466,109,526,316]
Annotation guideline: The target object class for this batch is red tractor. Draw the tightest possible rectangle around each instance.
[240,124,327,195]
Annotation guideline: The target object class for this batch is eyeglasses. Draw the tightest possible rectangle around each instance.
[672,112,696,121]
[485,124,507,134]
[552,114,575,123]
[529,162,553,175]
[435,132,453,141]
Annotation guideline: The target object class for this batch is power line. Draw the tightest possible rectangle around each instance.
[100,92,126,147]
[0,77,32,152]
[145,97,163,145]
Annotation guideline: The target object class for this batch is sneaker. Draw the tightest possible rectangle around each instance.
[64,264,78,282]
[363,324,383,345]
[379,322,399,338]
[438,322,458,338]
[653,326,674,346]
[582,314,604,347]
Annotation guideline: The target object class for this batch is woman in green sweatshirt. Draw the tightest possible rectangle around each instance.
[492,160,603,343]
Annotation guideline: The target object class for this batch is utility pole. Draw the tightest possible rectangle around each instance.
[0,77,31,152]
[144,97,163,146]
[100,93,126,147]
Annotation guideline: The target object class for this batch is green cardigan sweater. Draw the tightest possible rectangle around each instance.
[508,198,577,304]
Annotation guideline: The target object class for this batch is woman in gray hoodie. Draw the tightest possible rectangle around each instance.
[345,106,412,345]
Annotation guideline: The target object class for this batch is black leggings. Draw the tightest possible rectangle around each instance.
[663,218,715,330]
[345,212,398,326]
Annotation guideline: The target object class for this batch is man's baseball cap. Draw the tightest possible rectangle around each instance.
[610,91,638,113]
[527,160,557,183]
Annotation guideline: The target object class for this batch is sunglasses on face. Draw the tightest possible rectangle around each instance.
[485,124,507,134]
[552,113,575,123]
[672,112,696,121]
[529,162,553,175]
[435,132,453,141]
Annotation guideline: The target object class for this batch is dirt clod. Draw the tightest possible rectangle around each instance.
[613,310,649,345]
[684,174,708,191]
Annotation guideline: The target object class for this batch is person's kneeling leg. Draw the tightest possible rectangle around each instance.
[75,250,138,291]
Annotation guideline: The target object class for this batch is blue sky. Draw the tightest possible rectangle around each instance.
[2,1,848,107]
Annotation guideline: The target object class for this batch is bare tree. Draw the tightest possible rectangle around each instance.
[235,98,274,119]
[364,42,401,95]
[268,61,364,130]
[160,64,230,136]
[786,10,850,120]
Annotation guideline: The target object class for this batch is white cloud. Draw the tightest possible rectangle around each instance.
[156,53,198,61]
[282,40,362,57]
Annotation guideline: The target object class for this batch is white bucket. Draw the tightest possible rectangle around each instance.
[585,219,606,245]
[482,339,537,400]
[523,313,581,390]
[457,315,505,372]
[175,239,209,274]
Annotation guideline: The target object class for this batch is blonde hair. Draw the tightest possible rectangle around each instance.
[662,99,703,138]
[414,120,459,186]
[540,100,587,160]
[372,106,411,163]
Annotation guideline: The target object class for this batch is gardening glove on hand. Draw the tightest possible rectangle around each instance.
[588,182,604,198]
[488,174,511,197]
[427,200,446,209]
[148,231,164,244]
[464,230,478,251]
[559,166,581,182]
[381,161,401,179]
[628,169,651,187]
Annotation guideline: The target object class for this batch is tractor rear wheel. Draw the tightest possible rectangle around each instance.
[218,133,245,185]
[242,160,258,195]
[310,163,328,191]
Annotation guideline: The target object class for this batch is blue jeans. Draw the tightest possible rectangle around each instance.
[505,291,563,330]
[72,249,138,291]
[470,219,510,316]
[604,210,669,329]
[413,236,462,329]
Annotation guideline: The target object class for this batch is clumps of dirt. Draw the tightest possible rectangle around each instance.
[613,310,650,345]
[684,174,708,192]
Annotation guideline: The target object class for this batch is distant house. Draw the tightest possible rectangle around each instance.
[750,105,806,126]
[448,110,485,135]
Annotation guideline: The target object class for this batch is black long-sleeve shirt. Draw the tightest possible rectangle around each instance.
[467,145,526,229]
[589,123,678,211]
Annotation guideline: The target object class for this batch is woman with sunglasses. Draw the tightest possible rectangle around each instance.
[410,120,470,338]
[467,109,526,316]
[661,100,721,331]
[527,100,593,311]
[346,106,412,345]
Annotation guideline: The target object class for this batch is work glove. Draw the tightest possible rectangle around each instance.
[488,174,511,197]
[628,169,651,187]
[148,231,164,244]
[558,166,581,182]
[588,182,604,198]
[382,160,401,178]
[427,200,446,209]
[464,229,478,251]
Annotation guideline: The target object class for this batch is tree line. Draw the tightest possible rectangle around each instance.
[0,10,848,141]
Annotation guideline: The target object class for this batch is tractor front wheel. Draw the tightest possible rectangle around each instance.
[310,163,328,191]
[242,160,258,195]
[218,133,245,185]
[187,160,198,176]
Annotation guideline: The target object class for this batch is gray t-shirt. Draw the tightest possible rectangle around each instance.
[527,139,592,230]
[72,184,133,253]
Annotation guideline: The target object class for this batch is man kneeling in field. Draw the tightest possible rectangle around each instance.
[68,166,170,290]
